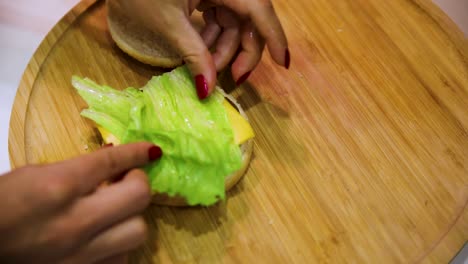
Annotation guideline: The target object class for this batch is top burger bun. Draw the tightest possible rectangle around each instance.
[106,0,183,68]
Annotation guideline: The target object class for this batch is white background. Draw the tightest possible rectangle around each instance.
[0,0,466,174]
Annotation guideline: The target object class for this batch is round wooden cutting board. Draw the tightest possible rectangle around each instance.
[8,0,467,263]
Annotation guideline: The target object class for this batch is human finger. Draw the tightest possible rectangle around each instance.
[63,216,146,264]
[231,21,265,85]
[46,143,161,196]
[153,10,217,99]
[66,169,151,238]
[94,253,128,264]
[211,0,289,68]
[211,7,241,71]
[200,8,221,47]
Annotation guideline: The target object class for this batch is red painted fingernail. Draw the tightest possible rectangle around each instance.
[103,143,113,148]
[195,75,209,99]
[236,71,251,86]
[285,48,290,69]
[148,145,163,161]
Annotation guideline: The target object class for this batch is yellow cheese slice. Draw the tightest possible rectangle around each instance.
[98,99,254,145]
[222,100,255,145]
[97,126,120,145]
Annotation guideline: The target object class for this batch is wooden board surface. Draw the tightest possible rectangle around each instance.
[8,0,468,263]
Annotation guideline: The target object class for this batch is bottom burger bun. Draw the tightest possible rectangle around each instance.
[97,92,254,206]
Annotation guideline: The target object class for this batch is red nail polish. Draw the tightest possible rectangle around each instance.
[103,143,113,148]
[285,48,290,69]
[236,71,251,86]
[148,145,162,161]
[195,75,209,99]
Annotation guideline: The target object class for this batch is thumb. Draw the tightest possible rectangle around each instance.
[161,14,217,99]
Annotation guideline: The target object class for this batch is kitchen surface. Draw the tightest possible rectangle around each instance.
[0,0,467,173]
[1,0,467,263]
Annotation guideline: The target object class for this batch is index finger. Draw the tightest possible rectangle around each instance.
[213,0,289,68]
[48,142,162,195]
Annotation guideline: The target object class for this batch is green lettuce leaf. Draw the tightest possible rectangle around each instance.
[72,66,242,206]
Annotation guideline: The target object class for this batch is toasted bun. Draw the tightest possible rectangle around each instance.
[106,1,183,67]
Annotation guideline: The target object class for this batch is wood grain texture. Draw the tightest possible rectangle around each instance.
[8,0,468,263]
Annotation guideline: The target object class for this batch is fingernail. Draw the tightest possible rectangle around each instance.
[148,145,163,161]
[103,143,113,148]
[195,75,209,99]
[285,48,290,69]
[236,71,251,86]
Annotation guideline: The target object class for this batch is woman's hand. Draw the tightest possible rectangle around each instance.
[113,0,289,99]
[0,142,162,264]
